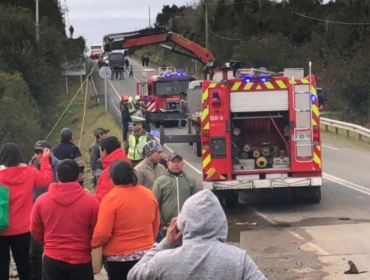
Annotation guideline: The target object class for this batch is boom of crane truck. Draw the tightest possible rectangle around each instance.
[161,66,323,206]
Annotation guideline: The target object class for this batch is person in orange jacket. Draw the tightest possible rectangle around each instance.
[95,137,131,203]
[92,159,159,280]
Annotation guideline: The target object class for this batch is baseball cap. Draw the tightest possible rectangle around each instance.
[94,128,110,137]
[60,128,73,138]
[168,153,183,161]
[34,140,51,152]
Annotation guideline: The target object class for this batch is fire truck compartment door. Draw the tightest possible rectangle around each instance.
[230,90,288,112]
[293,84,313,159]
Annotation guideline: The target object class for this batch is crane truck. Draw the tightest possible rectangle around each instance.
[103,29,220,125]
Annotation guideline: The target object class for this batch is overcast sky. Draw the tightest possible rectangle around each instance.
[65,0,195,47]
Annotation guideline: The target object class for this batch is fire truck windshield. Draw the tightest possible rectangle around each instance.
[155,81,189,96]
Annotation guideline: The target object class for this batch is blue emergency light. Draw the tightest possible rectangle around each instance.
[244,77,252,83]
[259,76,267,82]
[311,94,317,103]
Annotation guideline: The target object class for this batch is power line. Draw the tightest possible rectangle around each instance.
[293,11,370,25]
[206,0,256,6]
[209,28,270,41]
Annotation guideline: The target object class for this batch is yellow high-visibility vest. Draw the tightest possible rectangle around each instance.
[128,133,147,161]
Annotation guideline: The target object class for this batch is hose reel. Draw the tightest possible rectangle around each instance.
[256,157,268,168]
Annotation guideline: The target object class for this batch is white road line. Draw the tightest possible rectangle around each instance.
[323,172,370,196]
[108,79,122,100]
[250,204,330,256]
[322,144,339,151]
[128,58,145,82]
[129,57,146,69]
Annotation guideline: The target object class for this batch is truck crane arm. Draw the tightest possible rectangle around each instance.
[103,29,216,65]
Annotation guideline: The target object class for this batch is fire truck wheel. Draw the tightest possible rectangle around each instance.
[293,186,321,204]
[195,143,201,157]
[224,191,239,207]
[307,186,321,204]
[212,190,239,207]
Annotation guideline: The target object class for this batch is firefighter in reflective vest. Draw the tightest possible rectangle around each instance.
[123,115,155,167]
[128,96,136,116]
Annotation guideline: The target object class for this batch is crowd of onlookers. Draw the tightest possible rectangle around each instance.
[0,121,267,280]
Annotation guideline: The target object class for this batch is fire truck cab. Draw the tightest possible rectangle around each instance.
[201,67,322,205]
[137,71,195,124]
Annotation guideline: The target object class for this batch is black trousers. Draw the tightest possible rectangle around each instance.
[123,122,129,141]
[0,232,31,280]
[29,235,43,280]
[43,255,93,280]
[107,260,139,280]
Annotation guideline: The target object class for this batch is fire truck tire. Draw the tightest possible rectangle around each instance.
[307,186,321,204]
[195,142,201,157]
[293,186,321,204]
[212,190,239,207]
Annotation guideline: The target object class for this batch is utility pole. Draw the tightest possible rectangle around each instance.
[205,0,209,49]
[36,0,40,44]
[149,6,151,27]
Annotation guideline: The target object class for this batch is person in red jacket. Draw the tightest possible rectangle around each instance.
[31,159,99,280]
[95,136,131,202]
[0,142,52,280]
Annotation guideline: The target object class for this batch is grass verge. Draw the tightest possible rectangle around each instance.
[42,76,122,191]
[321,125,370,151]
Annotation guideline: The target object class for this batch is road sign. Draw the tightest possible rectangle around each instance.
[191,58,199,63]
[99,66,112,79]
[99,66,111,111]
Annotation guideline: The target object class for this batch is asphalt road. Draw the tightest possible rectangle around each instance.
[92,58,370,279]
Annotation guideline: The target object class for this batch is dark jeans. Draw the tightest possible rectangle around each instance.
[107,260,139,280]
[123,122,129,141]
[0,232,31,280]
[29,235,43,280]
[43,255,93,280]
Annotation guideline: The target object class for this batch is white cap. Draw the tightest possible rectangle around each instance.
[128,96,133,102]
[135,95,140,101]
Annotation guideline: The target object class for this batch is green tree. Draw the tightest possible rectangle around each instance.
[0,72,43,157]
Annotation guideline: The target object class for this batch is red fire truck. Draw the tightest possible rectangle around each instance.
[136,70,195,123]
[196,67,322,205]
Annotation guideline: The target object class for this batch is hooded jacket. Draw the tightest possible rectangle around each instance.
[128,190,267,280]
[0,156,52,236]
[152,171,197,227]
[95,148,131,203]
[31,182,99,264]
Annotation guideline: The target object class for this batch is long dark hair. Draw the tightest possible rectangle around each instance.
[109,160,137,186]
[0,143,27,167]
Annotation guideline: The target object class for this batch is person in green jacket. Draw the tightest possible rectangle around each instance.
[152,153,197,242]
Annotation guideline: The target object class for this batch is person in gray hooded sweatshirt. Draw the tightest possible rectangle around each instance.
[127,189,267,280]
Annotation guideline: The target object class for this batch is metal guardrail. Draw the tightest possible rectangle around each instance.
[93,94,123,129]
[321,117,370,141]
